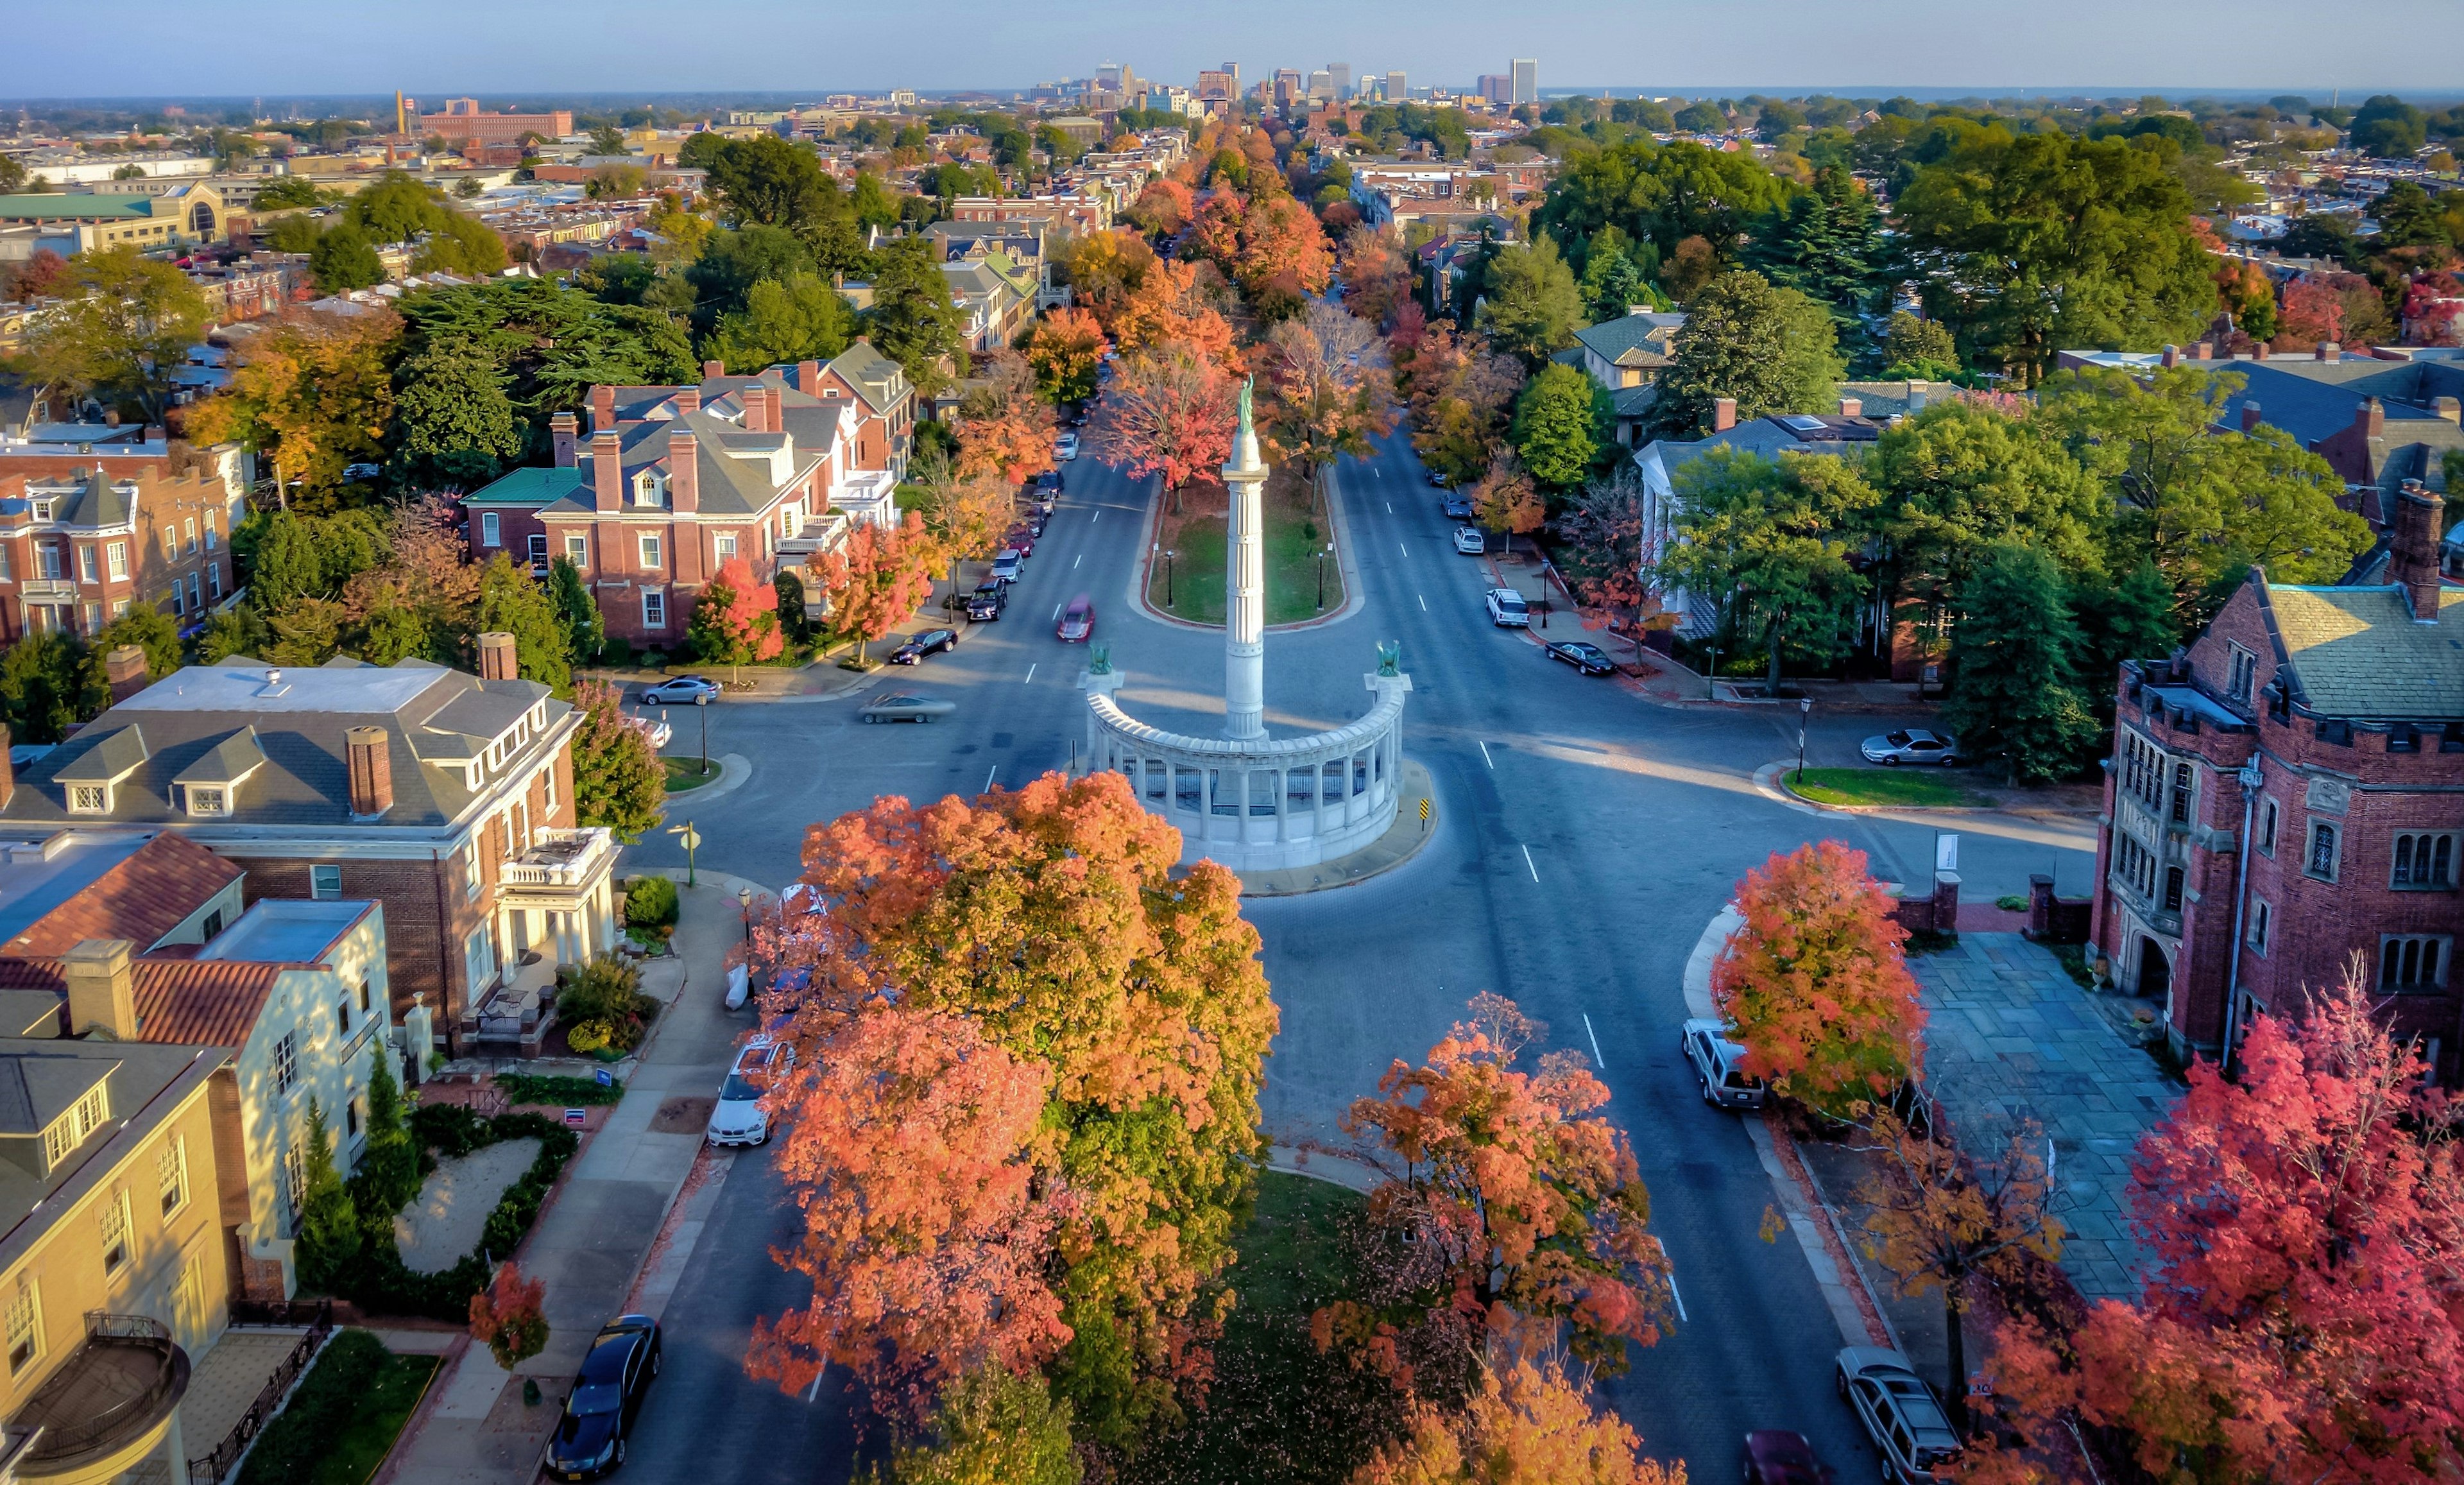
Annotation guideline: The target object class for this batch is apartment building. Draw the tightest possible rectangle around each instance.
[417,99,575,149]
[0,466,241,641]
[0,182,229,253]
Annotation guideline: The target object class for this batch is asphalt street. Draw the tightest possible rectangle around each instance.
[617,422,2098,1481]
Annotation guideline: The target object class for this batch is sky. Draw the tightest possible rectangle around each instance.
[15,0,2464,103]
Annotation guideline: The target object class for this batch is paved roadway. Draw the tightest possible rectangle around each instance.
[618,424,2098,1482]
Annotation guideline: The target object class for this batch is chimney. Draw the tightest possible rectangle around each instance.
[1713,397,1738,433]
[2437,397,2461,425]
[62,940,137,1040]
[477,631,517,681]
[2160,343,2182,368]
[591,432,623,511]
[2194,341,2214,361]
[0,723,14,809]
[103,645,148,704]
[796,359,822,395]
[142,424,164,443]
[345,726,393,818]
[2253,342,2270,361]
[669,432,699,513]
[551,411,579,468]
[589,384,617,434]
[1906,382,1929,413]
[2241,400,2263,433]
[2358,397,2386,437]
[2391,481,2447,622]
[1838,397,1862,418]
[673,388,701,416]
[2318,340,2339,361]
[702,359,724,381]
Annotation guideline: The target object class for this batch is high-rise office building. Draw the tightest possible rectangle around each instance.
[1386,71,1407,103]
[1306,70,1333,100]
[1511,58,1539,105]
[1328,64,1351,100]
[1197,69,1235,101]
[1476,74,1511,106]
[1274,68,1303,105]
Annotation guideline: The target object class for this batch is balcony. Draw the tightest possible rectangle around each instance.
[19,579,76,603]
[8,1313,189,1482]
[499,827,614,892]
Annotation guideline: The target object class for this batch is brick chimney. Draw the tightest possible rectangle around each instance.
[702,359,724,381]
[2357,397,2386,438]
[63,940,137,1040]
[669,432,699,513]
[2194,341,2214,360]
[2391,481,2446,622]
[746,386,774,434]
[1838,397,1862,418]
[0,723,13,809]
[589,384,617,434]
[2241,400,2264,433]
[2318,340,2340,361]
[592,432,622,511]
[673,389,701,416]
[477,631,517,680]
[103,645,148,704]
[2160,343,2182,368]
[345,726,393,818]
[795,359,823,395]
[551,412,579,468]
[2253,342,2270,361]
[1713,397,1738,433]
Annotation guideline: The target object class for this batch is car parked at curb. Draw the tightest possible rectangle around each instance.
[966,583,1007,621]
[1453,525,1485,554]
[1544,640,1616,676]
[1484,588,1529,628]
[859,692,956,723]
[1860,728,1963,767]
[1836,1347,1962,1485]
[1057,594,1095,642]
[1442,495,1476,520]
[1425,470,1448,488]
[890,628,959,665]
[1054,432,1081,461]
[638,676,721,706]
[1680,1018,1768,1110]
[706,1036,793,1146]
[542,1315,662,1479]
[990,549,1023,583]
[1742,1430,1835,1485]
[1004,525,1038,557]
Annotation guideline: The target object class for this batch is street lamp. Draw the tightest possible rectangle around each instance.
[1796,696,1812,788]
[1164,547,1176,606]
[695,692,712,776]
[1317,543,1334,610]
[737,884,753,945]
[1706,641,1720,701]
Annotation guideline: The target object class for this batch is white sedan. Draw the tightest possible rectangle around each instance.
[1054,433,1081,461]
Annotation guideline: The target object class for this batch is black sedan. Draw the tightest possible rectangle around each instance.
[890,628,959,665]
[1544,640,1617,676]
[543,1315,660,1479]
[1442,495,1476,520]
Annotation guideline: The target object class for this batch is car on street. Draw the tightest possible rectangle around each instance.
[1680,1018,1769,1110]
[1544,640,1617,676]
[1442,495,1476,520]
[1741,1430,1835,1485]
[1836,1348,1962,1485]
[1036,468,1065,494]
[1426,470,1448,487]
[1057,594,1095,642]
[1055,432,1081,461]
[1484,588,1530,628]
[990,549,1023,583]
[889,628,959,664]
[638,676,721,706]
[542,1315,662,1479]
[706,1036,793,1146]
[1453,525,1485,554]
[966,583,1007,621]
[859,692,957,723]
[628,713,672,750]
[1004,526,1038,557]
[1860,728,1964,767]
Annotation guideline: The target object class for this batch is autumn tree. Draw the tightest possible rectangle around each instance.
[1553,466,1650,617]
[469,1262,550,1369]
[1351,1353,1686,1485]
[185,307,398,511]
[814,511,937,664]
[1979,963,2464,1485]
[955,353,1056,488]
[1332,994,1668,1375]
[1056,229,1157,328]
[913,461,1016,594]
[687,556,785,682]
[1108,258,1238,370]
[1126,177,1193,238]
[1023,307,1108,406]
[1262,300,1395,495]
[1090,346,1238,514]
[569,678,664,842]
[749,771,1278,1448]
[1339,225,1417,332]
[878,1366,1084,1485]
[1471,453,1546,552]
[1711,841,1926,1118]
[16,246,213,422]
[338,494,483,664]
[1405,322,1527,488]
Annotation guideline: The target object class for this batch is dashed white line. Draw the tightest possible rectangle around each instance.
[1052,603,1063,621]
[985,765,999,791]
[1417,594,1427,611]
[1521,844,1539,882]
[1023,663,1037,683]
[1090,510,1101,524]
[1385,501,1392,513]
[1667,1269,1688,1324]
[1073,553,1082,569]
[1478,741,1494,769]
[805,1371,824,1402]
[1583,1013,1604,1067]
[1398,541,1409,558]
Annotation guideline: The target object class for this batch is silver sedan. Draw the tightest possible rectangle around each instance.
[1860,728,1963,766]
[859,693,956,724]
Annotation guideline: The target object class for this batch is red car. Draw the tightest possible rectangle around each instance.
[1743,1430,1835,1485]
[1057,594,1095,642]
[1005,526,1037,557]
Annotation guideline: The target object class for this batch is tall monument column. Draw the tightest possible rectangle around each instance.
[1222,380,1268,741]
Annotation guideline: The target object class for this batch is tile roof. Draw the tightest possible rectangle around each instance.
[0,957,287,1048]
[1,833,240,957]
[2264,582,2464,718]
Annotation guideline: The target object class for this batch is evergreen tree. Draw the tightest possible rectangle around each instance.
[247,510,325,612]
[87,606,181,684]
[1878,311,1961,379]
[1748,164,1883,352]
[548,558,604,664]
[474,553,573,695]
[355,1054,421,1217]
[866,237,969,394]
[1510,363,1611,488]
[392,339,524,489]
[1473,235,1586,367]
[1943,543,2100,784]
[1577,227,1658,321]
[1648,270,1844,439]
[0,634,90,744]
[291,1098,361,1293]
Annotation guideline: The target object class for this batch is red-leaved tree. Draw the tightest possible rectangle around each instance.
[1127,177,1194,237]
[469,1262,549,1369]
[954,352,1055,489]
[814,511,937,664]
[1090,345,1238,513]
[1711,841,1926,1118]
[688,555,783,683]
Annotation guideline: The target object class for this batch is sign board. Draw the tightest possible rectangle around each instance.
[594,1068,613,1088]
[1418,798,1430,822]
[564,1108,587,1126]
[1935,833,1960,873]
[1969,1374,1996,1398]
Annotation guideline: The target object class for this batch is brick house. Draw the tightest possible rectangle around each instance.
[2090,481,2464,1083]
[0,465,244,640]
[0,642,616,1051]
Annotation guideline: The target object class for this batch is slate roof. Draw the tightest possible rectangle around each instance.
[1650,415,1881,478]
[0,1039,225,1239]
[537,408,819,522]
[0,832,241,957]
[2263,582,2464,719]
[823,343,909,415]
[1572,312,1685,368]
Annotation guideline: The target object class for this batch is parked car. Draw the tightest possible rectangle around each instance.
[990,549,1023,583]
[1036,468,1065,494]
[341,462,382,482]
[1836,1348,1962,1485]
[890,628,959,665]
[639,676,721,706]
[542,1315,662,1479]
[1484,588,1530,628]
[629,714,673,751]
[1860,728,1964,767]
[1742,1430,1835,1485]
[1453,525,1485,554]
[1004,526,1038,557]
[1055,432,1081,461]
[706,1037,793,1146]
[1679,1018,1768,1110]
[859,692,957,723]
[1545,640,1616,676]
[1442,495,1476,520]
[966,583,1007,621]
[1057,594,1095,642]
[1426,470,1448,487]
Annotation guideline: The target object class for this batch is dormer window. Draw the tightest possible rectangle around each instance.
[40,1083,108,1170]
[30,501,54,522]
[67,785,109,814]
[631,472,667,508]
[187,785,228,816]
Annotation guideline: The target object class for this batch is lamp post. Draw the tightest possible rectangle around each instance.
[1707,641,1720,701]
[1164,547,1176,606]
[695,692,711,776]
[737,884,753,945]
[1317,542,1334,610]
[1796,696,1811,788]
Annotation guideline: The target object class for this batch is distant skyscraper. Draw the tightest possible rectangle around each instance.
[1197,69,1235,101]
[1476,74,1510,106]
[1274,68,1302,105]
[1511,58,1538,105]
[1098,62,1124,89]
[1306,69,1333,100]
[1328,64,1351,100]
[1385,71,1406,103]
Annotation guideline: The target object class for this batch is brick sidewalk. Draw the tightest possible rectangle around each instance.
[1910,933,2184,1303]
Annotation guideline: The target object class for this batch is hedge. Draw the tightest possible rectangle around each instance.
[317,1109,580,1321]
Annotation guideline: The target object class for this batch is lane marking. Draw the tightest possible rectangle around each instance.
[1073,554,1082,569]
[1478,741,1494,769]
[1090,510,1101,524]
[1521,844,1539,882]
[1583,1012,1604,1068]
[1023,663,1037,683]
[1385,501,1392,513]
[1052,603,1063,621]
[985,765,999,792]
[1417,594,1427,611]
[805,1370,824,1402]
[1398,541,1409,558]
[1668,1269,1688,1324]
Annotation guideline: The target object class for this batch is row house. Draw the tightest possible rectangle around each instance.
[945,194,1110,232]
[0,642,617,1056]
[2090,485,2464,1085]
[939,257,1034,353]
[0,466,241,641]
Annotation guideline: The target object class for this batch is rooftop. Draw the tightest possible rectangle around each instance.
[194,898,369,967]
[2267,581,2464,719]
[0,1040,220,1247]
[113,662,447,716]
[0,832,240,956]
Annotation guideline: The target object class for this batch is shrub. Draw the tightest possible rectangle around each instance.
[601,636,637,669]
[498,1072,625,1107]
[564,1020,612,1054]
[558,954,654,1051]
[623,875,679,929]
[237,1329,391,1485]
[469,1262,549,1369]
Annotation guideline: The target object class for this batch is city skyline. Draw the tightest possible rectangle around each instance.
[13,0,2464,101]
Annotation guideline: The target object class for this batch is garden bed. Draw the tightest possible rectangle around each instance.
[1785,766,1987,809]
[235,1330,440,1485]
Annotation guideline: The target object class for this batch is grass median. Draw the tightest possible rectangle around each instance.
[663,756,718,793]
[1785,766,1987,809]
[1147,471,1344,626]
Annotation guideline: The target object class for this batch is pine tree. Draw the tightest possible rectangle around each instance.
[291,1097,361,1293]
[548,557,604,664]
[569,680,663,842]
[1943,543,2100,784]
[356,1054,421,1217]
[1748,164,1883,352]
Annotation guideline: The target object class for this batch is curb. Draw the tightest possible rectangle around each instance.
[1266,1142,1382,1192]
[661,751,752,805]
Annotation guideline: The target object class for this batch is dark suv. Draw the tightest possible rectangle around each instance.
[966,582,1007,621]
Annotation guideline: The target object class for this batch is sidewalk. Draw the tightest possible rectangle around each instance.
[381,872,771,1485]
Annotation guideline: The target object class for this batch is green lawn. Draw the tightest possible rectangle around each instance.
[310,1352,439,1485]
[1786,766,1986,809]
[1127,1171,1405,1485]
[663,756,719,792]
[1149,483,1344,626]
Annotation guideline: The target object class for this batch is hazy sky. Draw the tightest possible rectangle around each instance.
[17,0,2463,101]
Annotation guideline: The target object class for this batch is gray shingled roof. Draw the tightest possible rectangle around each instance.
[171,726,266,786]
[1573,313,1684,368]
[2266,582,2464,718]
[540,409,817,521]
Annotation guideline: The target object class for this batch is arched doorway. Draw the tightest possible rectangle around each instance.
[190,200,217,236]
[2136,936,2171,1006]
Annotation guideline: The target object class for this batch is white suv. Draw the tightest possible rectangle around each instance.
[706,1037,794,1147]
[1484,588,1529,627]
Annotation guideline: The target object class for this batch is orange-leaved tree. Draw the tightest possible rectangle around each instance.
[1472,452,1546,549]
[744,771,1278,1448]
[1023,307,1108,406]
[914,465,1015,596]
[1331,993,1669,1377]
[1968,959,2464,1485]
[748,999,1068,1423]
[1711,841,1926,1118]
[1351,1351,1686,1485]
[1127,177,1194,237]
[1109,257,1239,372]
[469,1262,549,1369]
[687,555,783,683]
[813,510,937,664]
[955,351,1056,488]
[1090,345,1238,515]
[1262,299,1396,497]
